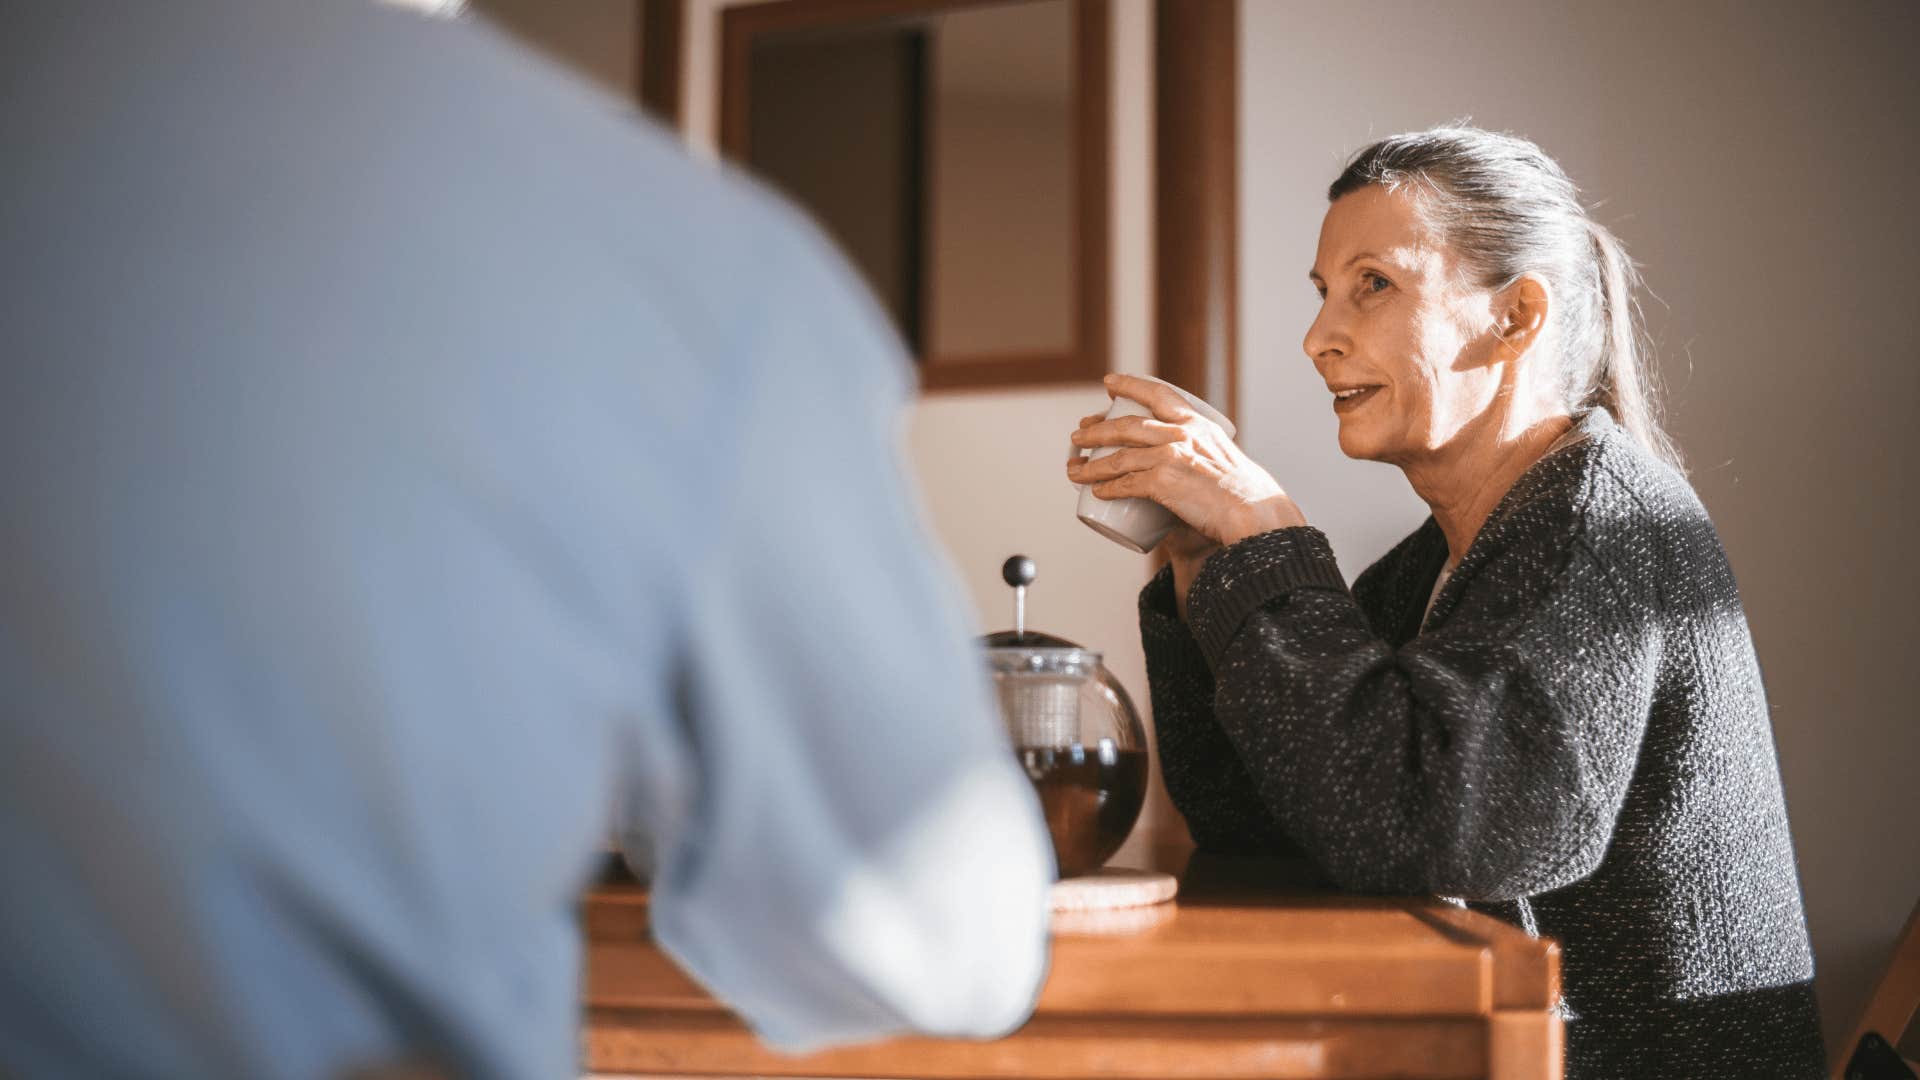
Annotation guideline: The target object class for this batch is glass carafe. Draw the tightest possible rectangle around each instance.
[987,645,1148,878]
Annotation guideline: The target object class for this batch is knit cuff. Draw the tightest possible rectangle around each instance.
[1187,527,1350,668]
[1138,564,1208,669]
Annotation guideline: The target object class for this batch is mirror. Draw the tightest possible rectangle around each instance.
[722,0,1109,390]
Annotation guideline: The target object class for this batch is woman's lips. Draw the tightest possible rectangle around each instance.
[1332,385,1382,413]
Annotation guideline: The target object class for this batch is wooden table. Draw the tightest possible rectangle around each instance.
[582,854,1561,1079]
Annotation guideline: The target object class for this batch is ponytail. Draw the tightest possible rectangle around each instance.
[1587,221,1684,472]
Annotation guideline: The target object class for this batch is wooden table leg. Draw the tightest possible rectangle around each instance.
[1488,1011,1562,1080]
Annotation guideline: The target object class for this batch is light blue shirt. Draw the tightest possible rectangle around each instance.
[0,3,1054,1077]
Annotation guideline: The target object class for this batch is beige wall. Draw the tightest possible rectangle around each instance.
[1239,0,1920,1053]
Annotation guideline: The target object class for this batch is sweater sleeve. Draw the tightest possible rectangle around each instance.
[1182,522,1660,902]
[1138,567,1298,856]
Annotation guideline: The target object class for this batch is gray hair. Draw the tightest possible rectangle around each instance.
[1328,126,1683,471]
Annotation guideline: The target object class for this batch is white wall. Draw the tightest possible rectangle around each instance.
[1240,0,1920,1053]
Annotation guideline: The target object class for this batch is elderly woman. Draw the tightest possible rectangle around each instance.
[1067,127,1824,1078]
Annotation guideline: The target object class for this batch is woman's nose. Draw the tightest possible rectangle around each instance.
[1302,304,1346,372]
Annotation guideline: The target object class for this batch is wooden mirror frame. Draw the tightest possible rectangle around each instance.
[719,0,1110,392]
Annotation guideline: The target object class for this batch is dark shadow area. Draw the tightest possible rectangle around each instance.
[1566,980,1825,1079]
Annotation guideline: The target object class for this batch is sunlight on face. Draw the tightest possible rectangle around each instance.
[1303,186,1506,466]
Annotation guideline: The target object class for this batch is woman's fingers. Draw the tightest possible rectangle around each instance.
[1090,471,1153,501]
[1104,373,1196,424]
[1070,415,1185,450]
[1065,412,1108,469]
[1070,444,1167,485]
[1067,401,1188,480]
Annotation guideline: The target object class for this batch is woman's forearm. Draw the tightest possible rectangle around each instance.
[1139,569,1295,853]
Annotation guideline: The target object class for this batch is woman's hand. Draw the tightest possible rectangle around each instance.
[1066,374,1307,548]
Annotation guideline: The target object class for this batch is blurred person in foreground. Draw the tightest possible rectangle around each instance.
[1068,127,1822,1077]
[0,2,1053,1077]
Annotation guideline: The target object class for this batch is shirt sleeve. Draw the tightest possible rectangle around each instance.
[1172,519,1660,902]
[616,212,1055,1053]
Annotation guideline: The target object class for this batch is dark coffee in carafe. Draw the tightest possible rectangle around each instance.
[1018,743,1148,878]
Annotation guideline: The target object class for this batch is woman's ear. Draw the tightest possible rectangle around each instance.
[1492,275,1551,359]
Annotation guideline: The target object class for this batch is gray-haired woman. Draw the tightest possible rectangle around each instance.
[1067,127,1824,1077]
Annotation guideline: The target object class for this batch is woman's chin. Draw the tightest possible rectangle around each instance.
[1335,421,1390,463]
[1336,399,1425,464]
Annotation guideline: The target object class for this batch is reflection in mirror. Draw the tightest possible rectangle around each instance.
[925,3,1072,360]
[747,20,931,346]
[728,0,1103,389]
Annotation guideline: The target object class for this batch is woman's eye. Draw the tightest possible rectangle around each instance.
[1362,271,1391,293]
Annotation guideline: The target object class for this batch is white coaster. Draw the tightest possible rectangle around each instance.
[1049,867,1178,912]
[1051,901,1178,936]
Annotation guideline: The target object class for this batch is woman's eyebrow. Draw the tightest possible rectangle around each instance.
[1307,250,1385,281]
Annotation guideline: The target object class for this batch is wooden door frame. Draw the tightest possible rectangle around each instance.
[1154,0,1237,425]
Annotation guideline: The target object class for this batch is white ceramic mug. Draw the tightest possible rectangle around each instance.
[1075,376,1237,553]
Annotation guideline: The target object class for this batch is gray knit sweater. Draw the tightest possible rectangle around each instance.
[1140,409,1824,1078]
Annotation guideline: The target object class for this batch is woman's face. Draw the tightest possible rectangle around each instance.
[1304,185,1511,466]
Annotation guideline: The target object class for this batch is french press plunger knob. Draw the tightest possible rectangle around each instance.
[1002,555,1037,638]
